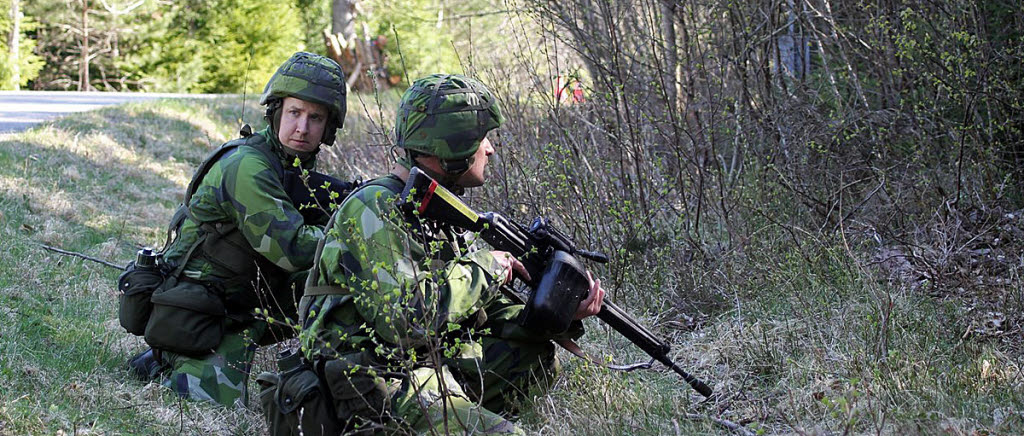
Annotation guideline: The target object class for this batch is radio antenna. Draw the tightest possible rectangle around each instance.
[239,46,255,137]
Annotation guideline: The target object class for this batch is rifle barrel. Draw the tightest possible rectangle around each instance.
[598,301,713,398]
[663,357,714,397]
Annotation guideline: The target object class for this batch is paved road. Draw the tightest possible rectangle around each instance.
[0,91,221,133]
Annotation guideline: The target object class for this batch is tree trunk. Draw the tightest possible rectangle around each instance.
[79,0,90,91]
[7,0,18,90]
[331,0,358,44]
[660,1,679,116]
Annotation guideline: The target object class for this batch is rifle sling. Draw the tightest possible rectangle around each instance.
[553,338,657,372]
[304,285,349,296]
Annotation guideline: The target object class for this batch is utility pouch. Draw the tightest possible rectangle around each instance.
[144,280,226,356]
[321,355,390,423]
[257,352,341,436]
[200,222,256,277]
[117,262,167,335]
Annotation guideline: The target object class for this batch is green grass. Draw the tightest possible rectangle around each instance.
[0,93,401,435]
[0,97,257,434]
[1,96,1022,435]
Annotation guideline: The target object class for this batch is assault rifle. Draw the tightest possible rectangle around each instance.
[398,167,713,397]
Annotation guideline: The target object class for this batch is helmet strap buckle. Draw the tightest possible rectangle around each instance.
[440,158,470,176]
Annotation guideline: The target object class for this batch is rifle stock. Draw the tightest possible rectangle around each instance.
[399,167,713,397]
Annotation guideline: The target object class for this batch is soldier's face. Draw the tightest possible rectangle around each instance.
[457,137,494,188]
[277,97,329,152]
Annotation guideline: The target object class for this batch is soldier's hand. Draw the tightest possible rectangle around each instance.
[491,250,530,284]
[574,271,605,320]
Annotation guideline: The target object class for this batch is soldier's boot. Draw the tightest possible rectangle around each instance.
[127,348,165,381]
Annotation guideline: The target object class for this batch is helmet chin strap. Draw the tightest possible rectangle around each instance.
[408,151,472,195]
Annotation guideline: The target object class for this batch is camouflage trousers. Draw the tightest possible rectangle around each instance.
[377,337,558,435]
[160,322,268,407]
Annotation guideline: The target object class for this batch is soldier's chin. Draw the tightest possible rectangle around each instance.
[284,140,317,153]
[457,173,486,188]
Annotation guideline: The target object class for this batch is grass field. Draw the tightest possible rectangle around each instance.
[1,97,1021,435]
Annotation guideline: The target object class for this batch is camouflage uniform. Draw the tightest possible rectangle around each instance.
[297,75,581,434]
[147,52,348,407]
[158,126,325,406]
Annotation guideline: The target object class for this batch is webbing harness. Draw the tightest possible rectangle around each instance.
[301,175,406,298]
[160,134,288,282]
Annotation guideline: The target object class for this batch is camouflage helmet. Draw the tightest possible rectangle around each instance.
[395,74,503,161]
[260,52,347,145]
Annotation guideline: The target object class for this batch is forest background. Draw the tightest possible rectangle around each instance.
[1,0,1023,434]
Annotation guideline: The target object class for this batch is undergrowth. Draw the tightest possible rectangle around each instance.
[1,93,1021,435]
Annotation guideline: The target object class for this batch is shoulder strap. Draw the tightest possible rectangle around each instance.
[303,285,350,296]
[301,175,406,297]
[184,136,261,205]
[244,134,286,181]
[160,135,268,254]
[368,174,405,194]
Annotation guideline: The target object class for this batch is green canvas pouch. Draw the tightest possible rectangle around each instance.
[144,280,226,356]
[322,355,390,423]
[117,264,168,336]
[257,363,341,436]
[257,372,301,436]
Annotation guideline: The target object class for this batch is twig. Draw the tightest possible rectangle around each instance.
[684,413,756,436]
[39,243,124,270]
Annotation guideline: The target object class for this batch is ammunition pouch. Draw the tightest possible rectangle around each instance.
[195,220,296,325]
[320,355,391,424]
[199,221,258,279]
[144,279,227,356]
[257,353,341,436]
[117,262,167,335]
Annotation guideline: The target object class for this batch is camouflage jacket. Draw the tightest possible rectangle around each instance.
[163,127,325,300]
[299,174,581,367]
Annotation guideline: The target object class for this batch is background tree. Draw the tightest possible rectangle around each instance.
[16,0,518,92]
[25,0,150,90]
[7,0,18,89]
[0,0,42,89]
[23,0,302,93]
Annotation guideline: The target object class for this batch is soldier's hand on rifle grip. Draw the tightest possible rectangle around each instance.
[574,271,605,320]
[492,250,530,285]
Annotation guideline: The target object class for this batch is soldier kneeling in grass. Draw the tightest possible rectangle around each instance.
[257,74,606,435]
[117,51,357,407]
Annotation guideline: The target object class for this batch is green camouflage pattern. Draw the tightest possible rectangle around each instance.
[298,176,582,433]
[154,128,324,406]
[299,176,506,356]
[260,52,347,129]
[161,322,267,406]
[395,74,504,160]
[163,127,324,288]
[392,366,522,435]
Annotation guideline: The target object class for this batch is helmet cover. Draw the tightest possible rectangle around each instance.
[260,52,347,144]
[395,74,503,160]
